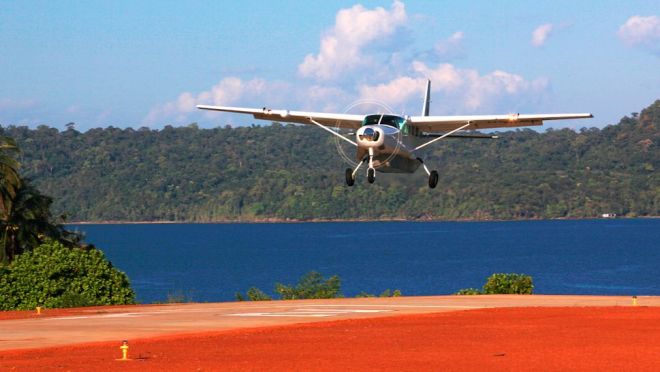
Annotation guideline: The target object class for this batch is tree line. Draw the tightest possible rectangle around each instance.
[1,100,658,222]
[0,136,135,309]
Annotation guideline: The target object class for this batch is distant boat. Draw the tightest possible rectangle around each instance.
[601,213,617,218]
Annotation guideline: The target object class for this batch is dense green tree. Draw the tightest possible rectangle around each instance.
[0,136,21,262]
[0,180,81,262]
[1,100,658,222]
[0,240,135,310]
[0,134,83,263]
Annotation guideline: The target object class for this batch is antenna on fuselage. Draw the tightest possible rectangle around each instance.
[421,79,431,116]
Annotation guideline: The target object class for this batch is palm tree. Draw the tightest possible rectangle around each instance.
[0,136,21,263]
[1,180,83,262]
[0,136,84,263]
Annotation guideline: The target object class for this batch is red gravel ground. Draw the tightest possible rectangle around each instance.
[1,306,659,371]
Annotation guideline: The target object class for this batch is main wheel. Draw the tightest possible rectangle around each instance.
[367,168,375,183]
[345,168,355,186]
[428,170,439,189]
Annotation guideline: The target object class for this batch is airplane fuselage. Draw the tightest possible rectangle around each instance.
[354,114,421,173]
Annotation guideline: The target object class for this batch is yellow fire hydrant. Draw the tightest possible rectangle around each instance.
[119,340,129,361]
[632,296,638,306]
[36,307,41,315]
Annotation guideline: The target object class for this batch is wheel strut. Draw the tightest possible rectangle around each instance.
[367,147,376,184]
[418,158,438,189]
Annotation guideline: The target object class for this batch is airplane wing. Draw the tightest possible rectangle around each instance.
[196,105,365,129]
[408,113,593,132]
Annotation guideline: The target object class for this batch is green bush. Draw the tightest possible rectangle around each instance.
[0,240,135,310]
[275,271,341,300]
[355,289,402,298]
[51,291,95,308]
[483,273,534,294]
[456,273,534,295]
[247,287,272,301]
[455,288,483,295]
[379,289,402,297]
[238,272,403,301]
[236,287,272,301]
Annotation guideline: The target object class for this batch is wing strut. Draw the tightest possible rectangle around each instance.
[414,122,471,151]
[308,117,358,147]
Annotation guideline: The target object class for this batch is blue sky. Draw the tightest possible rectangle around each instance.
[1,1,658,131]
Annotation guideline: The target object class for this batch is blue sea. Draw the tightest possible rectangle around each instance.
[70,219,659,304]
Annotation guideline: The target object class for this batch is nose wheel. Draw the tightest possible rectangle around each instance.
[366,147,377,184]
[345,156,377,186]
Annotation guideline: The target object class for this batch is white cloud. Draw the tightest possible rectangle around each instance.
[298,1,407,80]
[300,85,353,113]
[145,2,553,125]
[147,60,550,125]
[434,31,465,57]
[618,15,660,53]
[358,76,424,109]
[358,61,549,113]
[143,77,290,125]
[531,23,554,47]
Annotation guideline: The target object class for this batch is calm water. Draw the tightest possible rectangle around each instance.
[70,219,659,303]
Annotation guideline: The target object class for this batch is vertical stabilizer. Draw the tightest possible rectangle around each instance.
[421,79,431,116]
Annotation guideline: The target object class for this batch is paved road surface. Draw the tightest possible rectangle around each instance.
[1,295,657,351]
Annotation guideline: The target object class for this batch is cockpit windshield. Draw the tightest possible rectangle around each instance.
[362,114,405,129]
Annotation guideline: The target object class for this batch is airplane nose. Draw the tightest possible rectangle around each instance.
[359,127,379,142]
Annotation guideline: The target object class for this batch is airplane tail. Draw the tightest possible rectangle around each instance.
[421,79,431,116]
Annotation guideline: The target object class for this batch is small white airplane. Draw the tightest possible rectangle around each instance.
[197,80,592,188]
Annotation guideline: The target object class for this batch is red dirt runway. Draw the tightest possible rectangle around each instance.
[1,306,659,371]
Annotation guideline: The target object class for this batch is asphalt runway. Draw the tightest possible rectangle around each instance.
[1,295,657,351]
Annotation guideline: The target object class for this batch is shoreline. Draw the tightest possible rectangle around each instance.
[67,215,659,225]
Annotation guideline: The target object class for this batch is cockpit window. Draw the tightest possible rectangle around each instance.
[362,114,405,129]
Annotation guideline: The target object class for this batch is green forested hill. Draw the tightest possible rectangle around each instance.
[1,101,658,222]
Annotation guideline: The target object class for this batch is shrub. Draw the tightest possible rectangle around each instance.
[235,287,272,301]
[455,288,482,295]
[379,289,402,297]
[239,272,402,300]
[455,273,534,295]
[0,240,135,310]
[355,289,402,298]
[275,271,341,300]
[482,273,534,295]
[51,291,95,308]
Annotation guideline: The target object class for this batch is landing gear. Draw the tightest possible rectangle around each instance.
[345,168,355,186]
[418,158,439,189]
[428,170,438,189]
[345,159,375,186]
[367,168,375,183]
[366,147,376,184]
